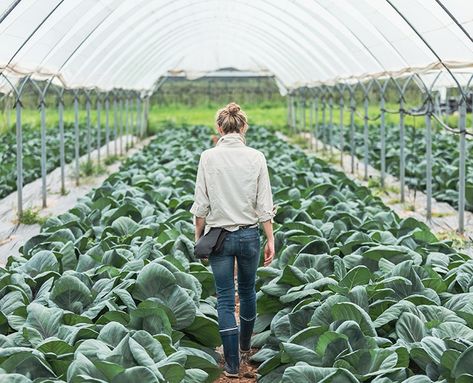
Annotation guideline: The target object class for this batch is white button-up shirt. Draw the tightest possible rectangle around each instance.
[190,132,274,232]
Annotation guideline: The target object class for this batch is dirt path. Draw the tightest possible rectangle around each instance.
[214,263,260,382]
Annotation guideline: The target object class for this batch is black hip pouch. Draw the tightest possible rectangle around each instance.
[194,227,229,259]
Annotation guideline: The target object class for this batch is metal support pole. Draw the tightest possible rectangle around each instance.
[74,95,80,186]
[301,96,306,134]
[458,100,467,233]
[40,100,47,208]
[131,96,135,146]
[350,94,355,174]
[119,97,124,155]
[363,96,369,180]
[58,97,65,194]
[339,96,344,167]
[286,96,291,129]
[309,96,314,150]
[291,96,297,134]
[322,96,326,151]
[399,98,406,202]
[15,98,23,217]
[86,96,91,163]
[113,95,118,156]
[329,96,333,154]
[314,96,319,152]
[380,95,386,187]
[143,97,149,136]
[137,96,142,139]
[425,101,433,221]
[96,97,101,164]
[125,96,129,151]
[105,95,110,157]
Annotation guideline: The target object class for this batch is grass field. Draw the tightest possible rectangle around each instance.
[2,99,467,137]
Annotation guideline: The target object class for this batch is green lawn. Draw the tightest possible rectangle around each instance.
[1,100,466,137]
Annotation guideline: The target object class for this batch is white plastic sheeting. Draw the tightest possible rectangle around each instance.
[0,0,472,92]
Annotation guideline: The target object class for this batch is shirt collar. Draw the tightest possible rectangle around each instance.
[216,132,246,147]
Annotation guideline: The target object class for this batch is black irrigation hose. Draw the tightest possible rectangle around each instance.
[431,112,473,137]
[354,110,381,121]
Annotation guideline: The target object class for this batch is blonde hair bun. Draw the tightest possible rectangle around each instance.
[215,102,248,134]
[227,102,240,115]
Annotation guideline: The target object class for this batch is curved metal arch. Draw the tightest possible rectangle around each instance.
[65,0,317,84]
[1,0,65,72]
[74,0,334,78]
[38,2,121,79]
[79,2,333,87]
[98,16,312,88]
[385,0,467,101]
[107,18,315,89]
[0,73,20,100]
[119,34,300,92]
[434,0,473,45]
[309,0,388,74]
[93,17,315,88]
[67,0,368,88]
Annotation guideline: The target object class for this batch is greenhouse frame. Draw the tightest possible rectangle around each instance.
[1,1,473,382]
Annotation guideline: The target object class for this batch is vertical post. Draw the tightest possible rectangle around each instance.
[119,96,124,156]
[380,93,386,187]
[58,95,65,194]
[301,94,306,136]
[86,95,91,163]
[328,95,333,154]
[363,95,369,180]
[309,95,314,150]
[74,94,80,186]
[458,99,467,233]
[15,97,23,218]
[322,95,326,151]
[350,93,355,174]
[339,94,344,167]
[425,99,433,221]
[143,96,149,136]
[291,95,297,134]
[287,95,291,130]
[131,95,135,146]
[144,96,149,136]
[96,96,101,164]
[399,97,406,202]
[314,94,319,152]
[137,95,142,139]
[125,95,129,151]
[40,98,47,208]
[113,94,118,156]
[105,94,110,157]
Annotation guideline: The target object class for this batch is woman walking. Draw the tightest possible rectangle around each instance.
[190,102,275,378]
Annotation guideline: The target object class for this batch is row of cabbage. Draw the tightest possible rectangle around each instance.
[315,122,473,211]
[0,127,223,382]
[0,123,118,199]
[251,129,473,382]
[2,125,472,382]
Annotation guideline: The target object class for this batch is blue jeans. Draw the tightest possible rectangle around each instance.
[209,226,260,373]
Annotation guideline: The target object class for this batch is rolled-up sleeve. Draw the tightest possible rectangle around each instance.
[190,153,210,218]
[255,154,275,222]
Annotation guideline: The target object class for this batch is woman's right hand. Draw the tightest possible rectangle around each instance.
[263,240,275,266]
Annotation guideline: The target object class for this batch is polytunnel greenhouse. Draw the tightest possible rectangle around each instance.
[1,0,473,382]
